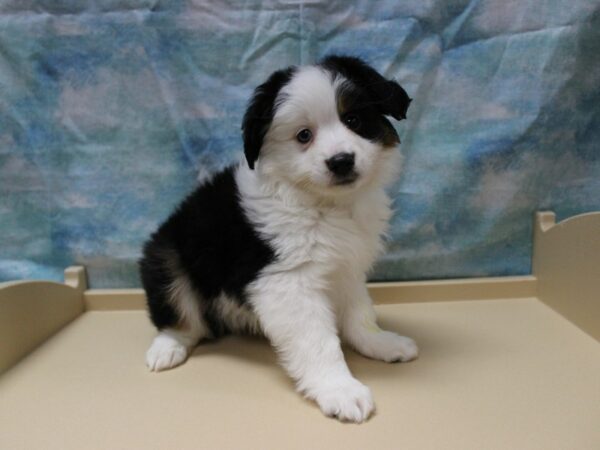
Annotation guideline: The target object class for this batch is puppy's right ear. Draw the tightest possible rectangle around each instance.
[242,67,295,170]
[320,55,412,121]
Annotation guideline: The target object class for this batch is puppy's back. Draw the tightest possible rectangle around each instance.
[139,166,275,332]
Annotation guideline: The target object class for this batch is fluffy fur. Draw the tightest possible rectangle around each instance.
[140,55,417,423]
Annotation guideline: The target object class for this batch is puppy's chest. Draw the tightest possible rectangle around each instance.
[265,203,388,272]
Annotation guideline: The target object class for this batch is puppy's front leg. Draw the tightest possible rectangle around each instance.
[249,273,374,423]
[336,275,419,363]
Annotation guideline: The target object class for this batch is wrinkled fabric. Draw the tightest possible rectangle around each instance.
[1,0,599,287]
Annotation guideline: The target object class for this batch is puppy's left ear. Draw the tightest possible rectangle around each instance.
[321,55,412,120]
[242,67,295,170]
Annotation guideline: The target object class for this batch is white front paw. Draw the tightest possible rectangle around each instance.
[359,331,419,363]
[146,333,189,371]
[314,378,374,423]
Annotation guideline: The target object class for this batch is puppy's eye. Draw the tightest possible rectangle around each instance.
[296,128,313,144]
[343,113,361,131]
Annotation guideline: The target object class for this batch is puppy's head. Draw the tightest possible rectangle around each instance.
[242,56,411,196]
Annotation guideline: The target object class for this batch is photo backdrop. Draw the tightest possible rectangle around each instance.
[1,0,599,287]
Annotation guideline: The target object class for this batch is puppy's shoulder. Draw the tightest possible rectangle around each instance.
[157,165,242,238]
[179,166,238,210]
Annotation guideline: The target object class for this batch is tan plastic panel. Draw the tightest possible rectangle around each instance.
[533,211,600,341]
[369,275,536,304]
[84,288,146,310]
[0,267,85,373]
[82,277,538,311]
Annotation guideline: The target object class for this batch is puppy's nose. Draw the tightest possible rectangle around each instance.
[326,152,355,177]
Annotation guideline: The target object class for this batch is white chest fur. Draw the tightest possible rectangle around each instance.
[236,165,391,278]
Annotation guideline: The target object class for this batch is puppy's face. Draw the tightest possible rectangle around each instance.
[242,56,411,197]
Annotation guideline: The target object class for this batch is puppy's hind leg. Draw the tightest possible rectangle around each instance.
[146,275,210,372]
[146,329,199,372]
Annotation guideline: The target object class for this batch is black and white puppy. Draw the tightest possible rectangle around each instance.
[140,56,417,423]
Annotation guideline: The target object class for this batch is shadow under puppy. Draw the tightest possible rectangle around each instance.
[140,55,416,423]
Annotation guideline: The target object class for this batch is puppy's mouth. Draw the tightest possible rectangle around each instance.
[331,172,359,186]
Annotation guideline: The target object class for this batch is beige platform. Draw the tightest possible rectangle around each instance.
[1,212,599,450]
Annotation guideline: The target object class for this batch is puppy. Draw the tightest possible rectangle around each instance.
[139,55,417,423]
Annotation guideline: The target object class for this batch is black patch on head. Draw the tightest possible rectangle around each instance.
[320,55,412,121]
[335,81,402,147]
[242,67,296,170]
[139,167,275,336]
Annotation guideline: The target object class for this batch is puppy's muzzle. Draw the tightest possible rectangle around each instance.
[326,152,357,184]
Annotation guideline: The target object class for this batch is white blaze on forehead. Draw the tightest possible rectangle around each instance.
[273,66,341,127]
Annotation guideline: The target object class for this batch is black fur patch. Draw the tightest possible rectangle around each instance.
[139,167,275,336]
[320,55,412,121]
[242,67,296,170]
[335,79,401,147]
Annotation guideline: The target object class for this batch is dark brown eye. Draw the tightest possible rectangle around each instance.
[343,113,361,130]
[296,128,313,144]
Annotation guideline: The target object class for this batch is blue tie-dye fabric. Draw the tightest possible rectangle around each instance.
[1,1,599,287]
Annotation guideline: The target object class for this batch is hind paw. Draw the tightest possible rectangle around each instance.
[146,332,190,371]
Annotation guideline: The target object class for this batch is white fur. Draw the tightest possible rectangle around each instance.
[167,273,210,341]
[215,293,262,335]
[334,277,419,363]
[146,329,196,372]
[235,67,417,422]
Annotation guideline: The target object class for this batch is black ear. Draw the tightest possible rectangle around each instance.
[242,67,295,170]
[320,55,412,120]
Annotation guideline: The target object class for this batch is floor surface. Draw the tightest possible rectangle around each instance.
[1,298,599,450]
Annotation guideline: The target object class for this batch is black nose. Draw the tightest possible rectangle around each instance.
[326,152,355,177]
